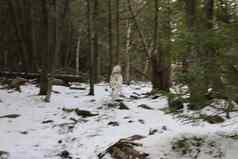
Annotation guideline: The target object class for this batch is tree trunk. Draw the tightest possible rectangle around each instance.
[125,20,132,85]
[87,0,95,95]
[184,0,208,107]
[127,0,153,80]
[151,0,171,92]
[8,0,29,73]
[115,0,120,65]
[39,0,49,95]
[107,0,113,82]
[93,0,99,83]
[151,0,159,91]
[76,33,80,75]
[29,0,38,72]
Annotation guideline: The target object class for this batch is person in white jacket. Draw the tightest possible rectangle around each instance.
[110,65,123,100]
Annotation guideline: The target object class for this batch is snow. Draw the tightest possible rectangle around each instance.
[0,82,238,159]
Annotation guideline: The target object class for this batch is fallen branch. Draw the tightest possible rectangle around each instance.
[62,108,98,118]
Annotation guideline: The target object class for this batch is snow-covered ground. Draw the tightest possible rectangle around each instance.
[0,82,238,159]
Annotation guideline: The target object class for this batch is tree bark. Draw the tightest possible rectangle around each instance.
[76,33,80,75]
[107,0,113,82]
[115,0,120,65]
[125,20,132,85]
[151,0,171,92]
[87,0,95,95]
[127,0,153,79]
[93,0,99,83]
[39,0,49,95]
[8,0,29,73]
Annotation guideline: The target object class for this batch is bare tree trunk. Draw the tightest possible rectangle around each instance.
[125,20,132,85]
[93,0,99,83]
[161,0,172,91]
[107,0,113,82]
[29,0,38,72]
[87,0,95,95]
[127,0,153,80]
[3,50,8,68]
[151,0,171,92]
[115,0,120,65]
[39,0,49,95]
[8,0,29,73]
[76,33,80,75]
[151,0,159,91]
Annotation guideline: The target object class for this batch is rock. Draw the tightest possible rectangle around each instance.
[69,117,78,123]
[130,95,139,100]
[107,103,116,108]
[90,99,96,102]
[152,95,160,99]
[108,121,120,127]
[138,104,153,110]
[138,119,145,124]
[52,90,61,94]
[75,109,98,118]
[42,120,54,124]
[0,150,9,159]
[132,92,141,96]
[106,101,129,110]
[62,108,75,113]
[97,106,103,110]
[119,102,129,110]
[162,126,167,131]
[59,150,72,159]
[149,129,158,135]
[20,131,28,135]
[62,108,98,118]
[115,99,124,102]
[0,114,20,119]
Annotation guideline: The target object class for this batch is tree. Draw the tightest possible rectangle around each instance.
[93,0,99,83]
[87,0,95,95]
[115,0,120,65]
[151,0,172,92]
[124,19,132,85]
[107,0,113,82]
[39,0,50,95]
[182,0,209,108]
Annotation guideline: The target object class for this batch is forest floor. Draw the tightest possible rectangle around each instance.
[0,82,238,159]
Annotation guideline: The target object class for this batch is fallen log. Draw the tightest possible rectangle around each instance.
[0,71,86,82]
[0,77,27,92]
[98,135,148,159]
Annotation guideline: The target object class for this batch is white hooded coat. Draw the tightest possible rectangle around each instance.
[110,65,123,100]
